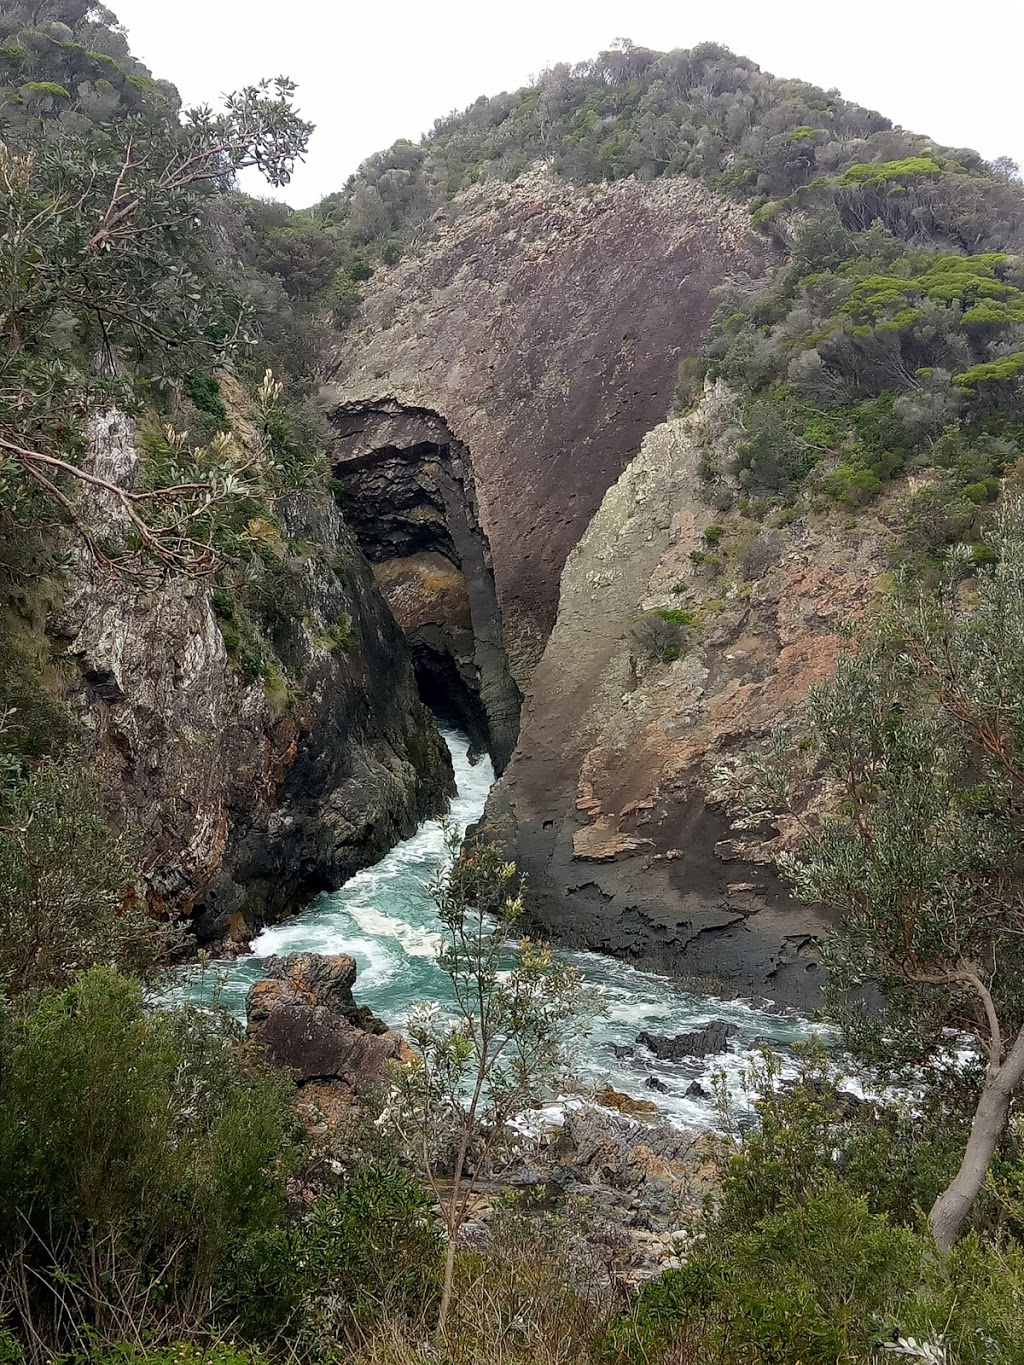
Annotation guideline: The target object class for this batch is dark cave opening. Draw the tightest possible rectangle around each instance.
[411,644,491,758]
[327,399,522,772]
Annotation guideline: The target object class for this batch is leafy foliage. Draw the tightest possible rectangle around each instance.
[0,1,312,575]
[387,826,595,1332]
[0,751,159,999]
[753,501,1024,1248]
[0,969,297,1358]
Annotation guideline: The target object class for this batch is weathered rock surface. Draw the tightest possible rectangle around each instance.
[326,170,764,686]
[636,1021,738,1061]
[486,384,890,1007]
[246,951,407,1090]
[329,404,522,769]
[52,411,451,945]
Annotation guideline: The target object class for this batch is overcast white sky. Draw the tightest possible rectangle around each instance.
[112,0,1024,208]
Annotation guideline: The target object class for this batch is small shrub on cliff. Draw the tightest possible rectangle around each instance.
[631,610,690,664]
[183,371,229,430]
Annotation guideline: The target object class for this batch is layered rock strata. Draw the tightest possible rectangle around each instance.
[487,386,889,1007]
[327,170,764,686]
[52,411,451,946]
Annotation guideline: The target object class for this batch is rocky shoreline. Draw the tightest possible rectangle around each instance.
[245,951,735,1284]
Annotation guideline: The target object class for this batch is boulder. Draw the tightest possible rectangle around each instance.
[636,1020,738,1061]
[597,1084,659,1117]
[246,951,408,1092]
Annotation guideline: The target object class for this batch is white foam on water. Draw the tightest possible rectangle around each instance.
[162,726,824,1129]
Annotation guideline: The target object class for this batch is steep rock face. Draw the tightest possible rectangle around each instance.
[52,412,451,946]
[326,170,764,686]
[329,402,522,770]
[487,386,889,1008]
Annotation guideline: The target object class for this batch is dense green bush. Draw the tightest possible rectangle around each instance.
[183,371,230,429]
[0,756,158,999]
[0,970,297,1355]
[597,1185,923,1365]
[296,1168,442,1344]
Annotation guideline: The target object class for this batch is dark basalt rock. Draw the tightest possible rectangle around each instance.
[685,1081,711,1099]
[246,951,408,1091]
[644,1075,670,1093]
[636,1020,738,1061]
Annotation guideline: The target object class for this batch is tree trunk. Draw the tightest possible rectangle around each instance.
[929,1074,1010,1251]
[438,1223,458,1334]
[929,1028,1024,1251]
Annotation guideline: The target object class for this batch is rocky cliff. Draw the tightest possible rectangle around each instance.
[323,172,895,1004]
[51,410,451,948]
[486,384,890,1008]
[326,170,764,691]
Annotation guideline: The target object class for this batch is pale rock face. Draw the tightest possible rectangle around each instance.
[50,412,451,944]
[327,170,766,688]
[488,386,890,1007]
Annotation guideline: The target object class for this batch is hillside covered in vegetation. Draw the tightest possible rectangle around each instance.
[5,3,1024,1363]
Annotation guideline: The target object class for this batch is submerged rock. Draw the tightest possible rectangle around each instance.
[596,1083,660,1117]
[246,951,408,1092]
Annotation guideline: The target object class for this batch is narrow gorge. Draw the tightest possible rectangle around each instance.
[5,9,1024,1357]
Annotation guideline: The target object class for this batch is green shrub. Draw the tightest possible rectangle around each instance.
[631,610,689,663]
[702,524,724,544]
[211,589,265,684]
[0,758,156,999]
[329,270,363,326]
[821,460,883,503]
[183,371,229,427]
[0,970,297,1354]
[296,1167,442,1341]
[597,1185,923,1365]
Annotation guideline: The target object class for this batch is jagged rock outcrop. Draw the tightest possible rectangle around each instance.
[51,411,452,946]
[329,403,522,769]
[486,385,890,1008]
[326,170,764,688]
[636,1022,738,1061]
[246,951,408,1090]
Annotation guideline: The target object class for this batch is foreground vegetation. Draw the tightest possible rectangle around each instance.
[7,518,1024,1359]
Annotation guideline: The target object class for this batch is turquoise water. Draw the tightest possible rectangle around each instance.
[172,730,822,1127]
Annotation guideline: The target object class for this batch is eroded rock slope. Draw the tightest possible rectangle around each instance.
[487,385,889,1007]
[53,412,451,947]
[327,170,763,685]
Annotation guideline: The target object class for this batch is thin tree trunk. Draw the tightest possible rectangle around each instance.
[929,1028,1024,1251]
[439,1227,459,1335]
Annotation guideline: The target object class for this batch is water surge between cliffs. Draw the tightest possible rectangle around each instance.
[175,729,820,1127]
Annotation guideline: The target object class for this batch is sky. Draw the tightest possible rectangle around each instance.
[111,0,1024,209]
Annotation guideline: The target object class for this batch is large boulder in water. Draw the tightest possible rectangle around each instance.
[246,951,408,1091]
[636,1020,738,1061]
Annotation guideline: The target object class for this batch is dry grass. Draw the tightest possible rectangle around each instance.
[354,1209,623,1365]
